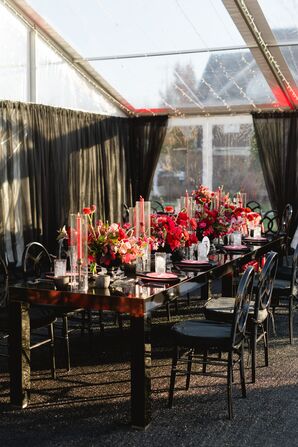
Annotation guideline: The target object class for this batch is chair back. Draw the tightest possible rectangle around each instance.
[278,203,293,236]
[254,251,278,319]
[247,200,262,213]
[232,266,254,347]
[151,200,165,214]
[122,203,130,223]
[0,255,8,307]
[261,210,278,236]
[22,242,53,279]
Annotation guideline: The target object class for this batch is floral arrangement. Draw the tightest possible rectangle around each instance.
[192,184,213,207]
[151,212,198,252]
[196,207,230,240]
[83,206,145,268]
[192,184,262,240]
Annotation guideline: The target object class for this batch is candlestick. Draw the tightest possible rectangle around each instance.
[140,196,145,235]
[77,213,82,259]
[185,190,189,211]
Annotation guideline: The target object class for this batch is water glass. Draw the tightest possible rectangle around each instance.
[253,226,262,238]
[54,258,67,277]
[231,231,242,246]
[155,252,166,274]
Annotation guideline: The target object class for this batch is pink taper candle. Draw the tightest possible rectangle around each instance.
[140,196,145,234]
[77,213,82,259]
[185,190,189,212]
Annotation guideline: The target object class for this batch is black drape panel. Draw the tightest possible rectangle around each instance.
[252,111,298,237]
[127,116,168,201]
[0,102,132,260]
[0,101,168,262]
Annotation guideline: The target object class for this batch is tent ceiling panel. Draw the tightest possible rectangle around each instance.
[5,0,298,115]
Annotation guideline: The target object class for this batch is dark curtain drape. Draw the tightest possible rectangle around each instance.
[127,116,168,201]
[0,101,167,262]
[252,111,298,237]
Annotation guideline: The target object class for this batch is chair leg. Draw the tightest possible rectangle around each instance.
[175,299,179,315]
[62,315,71,372]
[264,318,269,367]
[87,310,93,336]
[168,345,178,409]
[48,323,56,380]
[239,342,246,398]
[80,310,86,336]
[289,295,294,345]
[185,350,193,390]
[98,310,105,334]
[202,350,208,373]
[251,324,257,383]
[227,351,234,419]
[166,302,171,322]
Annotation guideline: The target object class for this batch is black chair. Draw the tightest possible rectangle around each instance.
[0,254,56,378]
[122,203,130,224]
[151,200,165,214]
[271,243,298,344]
[277,203,293,264]
[247,200,262,213]
[168,266,254,419]
[204,251,278,383]
[261,210,279,237]
[22,242,84,371]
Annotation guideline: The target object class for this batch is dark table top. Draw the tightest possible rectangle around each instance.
[9,238,283,317]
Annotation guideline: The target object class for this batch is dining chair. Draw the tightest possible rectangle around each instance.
[247,200,262,213]
[0,254,56,378]
[151,200,165,214]
[22,241,84,371]
[204,251,278,383]
[261,210,279,238]
[271,243,298,344]
[168,265,254,419]
[278,203,293,265]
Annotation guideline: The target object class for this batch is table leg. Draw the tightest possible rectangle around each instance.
[9,301,31,408]
[222,272,234,296]
[130,314,152,429]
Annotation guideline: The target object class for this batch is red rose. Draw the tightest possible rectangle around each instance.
[83,207,92,215]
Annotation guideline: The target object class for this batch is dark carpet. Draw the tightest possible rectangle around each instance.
[0,301,297,447]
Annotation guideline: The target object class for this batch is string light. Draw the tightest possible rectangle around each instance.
[238,0,298,103]
[240,54,276,106]
[176,0,258,111]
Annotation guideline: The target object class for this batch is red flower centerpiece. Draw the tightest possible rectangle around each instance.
[151,212,198,253]
[83,206,144,270]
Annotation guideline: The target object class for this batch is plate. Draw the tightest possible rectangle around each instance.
[138,272,178,281]
[179,260,210,266]
[223,245,249,251]
[243,237,267,242]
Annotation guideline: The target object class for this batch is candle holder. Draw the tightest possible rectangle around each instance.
[135,198,151,273]
[69,213,88,291]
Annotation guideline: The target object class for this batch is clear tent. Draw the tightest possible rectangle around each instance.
[1,0,297,212]
[3,0,298,116]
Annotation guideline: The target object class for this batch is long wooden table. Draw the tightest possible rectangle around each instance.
[8,238,283,429]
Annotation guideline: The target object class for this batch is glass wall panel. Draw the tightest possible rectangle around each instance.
[0,3,27,101]
[151,116,269,210]
[151,121,203,204]
[35,37,122,115]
